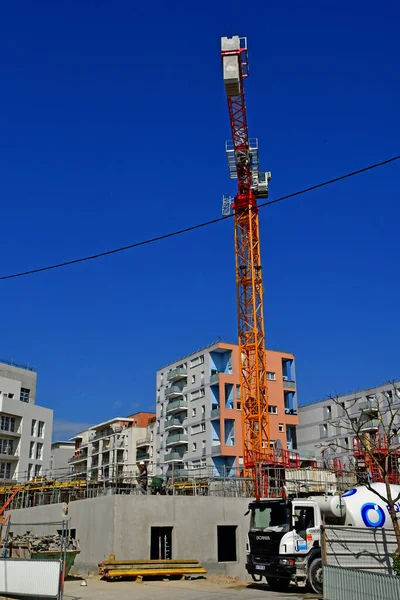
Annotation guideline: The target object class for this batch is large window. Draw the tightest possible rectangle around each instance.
[0,462,11,480]
[0,439,13,455]
[1,416,15,433]
[31,419,37,437]
[20,388,30,403]
[34,464,41,477]
[38,421,45,438]
[36,442,43,460]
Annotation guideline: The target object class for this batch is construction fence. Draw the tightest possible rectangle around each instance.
[322,525,400,600]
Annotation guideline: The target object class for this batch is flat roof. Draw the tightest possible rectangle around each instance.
[89,417,135,431]
[299,377,400,408]
[51,441,75,447]
[158,340,294,370]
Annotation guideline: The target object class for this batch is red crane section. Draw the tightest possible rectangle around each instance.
[221,36,271,491]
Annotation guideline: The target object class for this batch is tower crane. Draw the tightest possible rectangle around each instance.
[221,36,272,495]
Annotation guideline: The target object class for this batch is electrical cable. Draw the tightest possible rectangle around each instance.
[1,154,399,281]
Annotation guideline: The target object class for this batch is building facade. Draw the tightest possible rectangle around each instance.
[155,342,298,476]
[49,441,75,478]
[297,380,400,468]
[0,360,53,482]
[69,412,156,483]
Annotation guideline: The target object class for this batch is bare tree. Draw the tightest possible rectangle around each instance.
[319,382,400,552]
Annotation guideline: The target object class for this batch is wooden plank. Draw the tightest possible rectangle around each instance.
[103,568,207,578]
[101,563,200,571]
[102,558,199,565]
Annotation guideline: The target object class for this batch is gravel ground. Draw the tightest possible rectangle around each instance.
[63,576,322,600]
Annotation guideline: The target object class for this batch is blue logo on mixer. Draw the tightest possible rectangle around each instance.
[361,502,386,527]
[342,489,357,498]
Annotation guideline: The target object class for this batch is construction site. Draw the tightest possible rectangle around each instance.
[0,27,398,600]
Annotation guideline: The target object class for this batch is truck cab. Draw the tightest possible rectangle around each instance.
[246,498,323,593]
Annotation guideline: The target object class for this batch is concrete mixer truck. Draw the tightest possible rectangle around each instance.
[245,483,400,594]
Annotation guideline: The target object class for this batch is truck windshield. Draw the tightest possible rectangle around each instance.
[250,502,290,533]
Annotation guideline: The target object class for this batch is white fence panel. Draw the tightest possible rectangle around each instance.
[0,558,61,598]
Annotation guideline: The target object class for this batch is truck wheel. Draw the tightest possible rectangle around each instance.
[308,558,323,594]
[266,577,290,592]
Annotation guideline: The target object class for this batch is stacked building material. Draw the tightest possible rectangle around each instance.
[98,555,207,580]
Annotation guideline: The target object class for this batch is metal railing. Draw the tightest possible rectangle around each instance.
[211,408,220,419]
[165,385,184,398]
[0,359,35,372]
[166,434,188,446]
[167,367,187,381]
[283,379,296,389]
[166,399,188,412]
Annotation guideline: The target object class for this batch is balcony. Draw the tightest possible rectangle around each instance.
[68,452,88,464]
[166,399,188,414]
[0,428,21,438]
[359,400,378,413]
[211,408,220,419]
[136,451,150,461]
[283,379,296,389]
[211,444,221,455]
[136,436,151,448]
[284,407,298,416]
[165,452,185,462]
[167,367,187,382]
[359,419,380,432]
[166,434,188,447]
[165,385,184,399]
[210,373,219,385]
[165,417,184,430]
[0,453,19,462]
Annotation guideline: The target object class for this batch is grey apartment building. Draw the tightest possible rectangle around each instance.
[297,380,400,467]
[0,360,53,481]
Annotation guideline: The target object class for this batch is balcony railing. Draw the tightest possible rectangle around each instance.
[136,451,150,461]
[359,400,378,413]
[211,444,221,455]
[165,452,185,462]
[210,373,219,385]
[165,417,184,430]
[359,419,380,431]
[211,408,220,419]
[166,399,188,413]
[167,367,187,382]
[166,434,188,446]
[165,385,184,398]
[284,407,297,415]
[68,452,88,464]
[283,379,296,389]
[136,437,151,447]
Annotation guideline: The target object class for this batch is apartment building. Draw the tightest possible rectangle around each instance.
[0,360,53,482]
[155,341,298,476]
[297,380,400,468]
[69,411,156,482]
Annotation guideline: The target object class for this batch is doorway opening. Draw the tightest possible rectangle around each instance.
[150,526,173,560]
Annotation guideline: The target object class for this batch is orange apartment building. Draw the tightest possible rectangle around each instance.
[155,341,298,476]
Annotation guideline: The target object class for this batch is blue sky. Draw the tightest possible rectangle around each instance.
[1,1,399,439]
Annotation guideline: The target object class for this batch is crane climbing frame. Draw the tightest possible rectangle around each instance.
[221,36,273,491]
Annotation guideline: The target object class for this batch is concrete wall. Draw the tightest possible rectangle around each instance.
[7,495,252,579]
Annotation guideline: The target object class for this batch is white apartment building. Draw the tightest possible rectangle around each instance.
[49,441,75,478]
[297,380,400,468]
[0,360,53,482]
[69,412,156,483]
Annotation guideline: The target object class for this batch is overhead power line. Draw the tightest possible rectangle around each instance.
[1,154,399,282]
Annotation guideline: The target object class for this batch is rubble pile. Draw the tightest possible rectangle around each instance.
[6,533,79,552]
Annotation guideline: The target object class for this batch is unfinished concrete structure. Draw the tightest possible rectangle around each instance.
[7,495,251,579]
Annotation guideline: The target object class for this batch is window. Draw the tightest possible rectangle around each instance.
[192,407,196,418]
[201,371,205,384]
[27,463,33,480]
[0,416,15,433]
[235,385,241,399]
[20,388,30,403]
[191,375,196,384]
[36,442,43,460]
[8,393,14,399]
[201,422,206,432]
[191,388,205,401]
[34,464,41,477]
[192,442,197,452]
[0,462,11,480]
[30,441,35,459]
[201,405,205,419]
[323,405,332,420]
[320,424,328,438]
[294,506,315,534]
[344,437,349,449]
[0,439,13,455]
[279,424,284,433]
[31,419,37,437]
[217,526,237,562]
[266,372,276,381]
[237,402,241,410]
[191,424,200,434]
[202,440,206,448]
[190,355,204,368]
[268,406,277,414]
[38,421,45,438]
